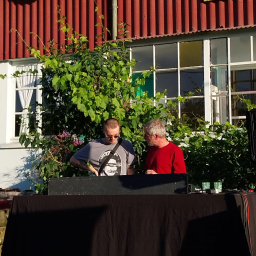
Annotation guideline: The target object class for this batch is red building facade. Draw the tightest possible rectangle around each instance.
[1,0,256,60]
[1,0,256,142]
[1,0,256,190]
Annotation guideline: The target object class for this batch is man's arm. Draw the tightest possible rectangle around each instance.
[125,141,137,175]
[146,169,157,174]
[127,165,135,175]
[70,156,99,176]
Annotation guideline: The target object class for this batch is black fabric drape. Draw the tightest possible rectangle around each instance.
[2,194,252,256]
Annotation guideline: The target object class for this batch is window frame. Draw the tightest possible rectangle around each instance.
[130,30,256,126]
[11,60,43,142]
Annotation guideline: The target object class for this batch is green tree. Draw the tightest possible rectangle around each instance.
[18,14,172,193]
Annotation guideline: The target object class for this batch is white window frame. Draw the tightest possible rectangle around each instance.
[130,29,256,126]
[131,41,205,121]
[0,58,43,148]
[14,63,42,138]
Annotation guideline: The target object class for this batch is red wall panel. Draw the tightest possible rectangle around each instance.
[149,0,156,36]
[1,0,256,61]
[0,0,110,60]
[116,0,256,39]
[17,2,23,58]
[0,0,4,60]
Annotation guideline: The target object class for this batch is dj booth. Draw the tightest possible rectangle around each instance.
[2,175,255,256]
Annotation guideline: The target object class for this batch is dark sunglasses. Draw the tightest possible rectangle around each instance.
[105,134,120,139]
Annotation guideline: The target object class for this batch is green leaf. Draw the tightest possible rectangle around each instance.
[100,101,106,109]
[122,127,131,138]
[45,58,51,67]
[114,81,120,90]
[121,67,127,75]
[52,75,60,90]
[74,74,80,83]
[88,108,95,121]
[103,111,109,120]
[112,98,120,108]
[50,59,58,69]
[177,95,186,103]
[132,119,137,129]
[115,107,125,119]
[0,74,6,80]
[60,26,67,33]
[66,73,72,81]
[30,48,41,58]
[112,65,117,73]
[95,96,102,107]
[69,144,74,151]
[24,138,30,148]
[19,134,26,145]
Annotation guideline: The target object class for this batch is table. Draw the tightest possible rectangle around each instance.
[2,194,255,256]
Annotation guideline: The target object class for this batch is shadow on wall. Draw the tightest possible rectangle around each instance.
[14,149,41,191]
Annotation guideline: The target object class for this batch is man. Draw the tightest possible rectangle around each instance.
[144,119,186,174]
[70,118,136,176]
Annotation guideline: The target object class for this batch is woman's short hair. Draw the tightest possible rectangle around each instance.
[144,119,166,138]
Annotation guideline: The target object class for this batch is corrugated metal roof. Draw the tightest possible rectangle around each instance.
[125,25,256,42]
[117,0,256,39]
[0,0,111,61]
[1,0,256,61]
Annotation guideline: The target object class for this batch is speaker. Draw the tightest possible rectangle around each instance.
[48,174,188,195]
[246,109,256,162]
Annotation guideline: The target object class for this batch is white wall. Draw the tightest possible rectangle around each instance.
[0,60,38,191]
[0,61,15,144]
[0,148,36,190]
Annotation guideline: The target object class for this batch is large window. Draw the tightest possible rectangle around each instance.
[211,35,256,125]
[15,64,42,137]
[132,41,204,122]
[131,33,256,126]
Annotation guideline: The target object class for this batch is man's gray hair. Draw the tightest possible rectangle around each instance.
[144,119,166,138]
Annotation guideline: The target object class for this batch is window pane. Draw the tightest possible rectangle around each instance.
[15,114,37,137]
[231,70,256,92]
[180,41,203,67]
[181,98,205,129]
[42,113,59,136]
[16,91,23,112]
[42,93,47,107]
[15,115,22,137]
[132,46,153,71]
[156,71,178,97]
[16,89,36,112]
[211,66,228,124]
[230,36,251,62]
[212,96,229,124]
[232,94,256,116]
[232,119,247,127]
[211,66,228,93]
[30,90,37,112]
[167,99,178,118]
[254,36,256,61]
[155,44,178,69]
[16,74,37,88]
[180,68,204,96]
[132,73,154,97]
[211,38,227,64]
[236,70,250,81]
[28,114,37,133]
